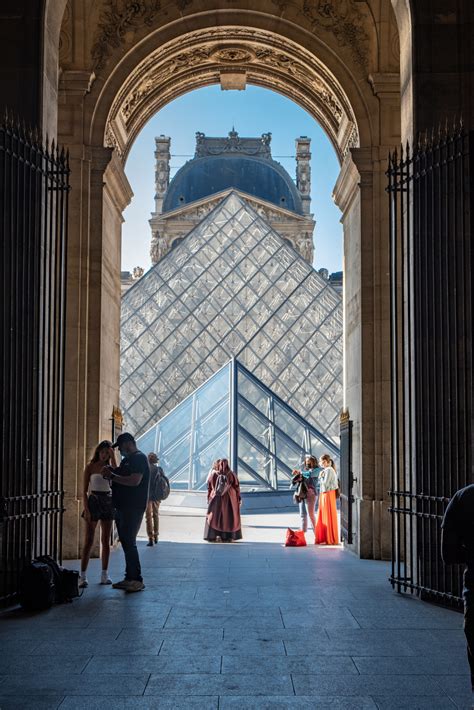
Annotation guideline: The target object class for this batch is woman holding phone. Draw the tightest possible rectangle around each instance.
[292,455,321,535]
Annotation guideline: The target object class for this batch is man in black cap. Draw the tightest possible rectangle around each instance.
[103,432,150,592]
[441,484,474,699]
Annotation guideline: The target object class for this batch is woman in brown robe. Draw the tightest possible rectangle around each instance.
[204,459,242,542]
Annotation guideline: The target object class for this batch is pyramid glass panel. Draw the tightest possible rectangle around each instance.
[136,360,339,492]
[122,192,343,442]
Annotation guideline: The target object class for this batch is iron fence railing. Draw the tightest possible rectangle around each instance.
[387,128,473,608]
[0,116,69,604]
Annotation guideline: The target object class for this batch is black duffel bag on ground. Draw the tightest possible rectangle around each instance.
[20,560,56,611]
[20,555,82,610]
[36,555,81,603]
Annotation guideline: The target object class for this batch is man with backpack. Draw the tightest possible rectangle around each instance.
[146,452,170,546]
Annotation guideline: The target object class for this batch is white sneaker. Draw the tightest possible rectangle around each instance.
[100,572,112,585]
[78,576,88,588]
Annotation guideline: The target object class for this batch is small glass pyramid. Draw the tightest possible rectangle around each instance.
[137,359,339,491]
[121,192,343,442]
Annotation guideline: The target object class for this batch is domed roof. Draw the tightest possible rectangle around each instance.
[162,153,304,214]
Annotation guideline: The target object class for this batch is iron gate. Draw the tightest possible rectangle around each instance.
[339,411,353,544]
[387,128,473,607]
[0,117,70,604]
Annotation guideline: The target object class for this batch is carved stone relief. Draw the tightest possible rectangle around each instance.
[91,0,162,72]
[270,0,370,68]
[91,0,372,74]
[104,26,358,161]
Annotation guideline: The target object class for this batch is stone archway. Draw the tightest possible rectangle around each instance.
[57,1,402,560]
[103,27,359,162]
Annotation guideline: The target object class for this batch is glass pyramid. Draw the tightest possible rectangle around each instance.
[121,192,343,442]
[136,359,340,492]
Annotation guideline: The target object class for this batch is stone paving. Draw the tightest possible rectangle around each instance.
[0,508,471,709]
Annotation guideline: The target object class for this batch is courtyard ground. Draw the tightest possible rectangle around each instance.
[0,507,471,709]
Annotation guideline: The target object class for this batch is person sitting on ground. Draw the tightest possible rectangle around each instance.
[441,484,474,700]
[204,459,242,543]
[79,440,116,587]
[102,432,150,593]
[146,452,169,546]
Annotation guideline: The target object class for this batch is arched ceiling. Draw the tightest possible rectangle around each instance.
[105,26,359,163]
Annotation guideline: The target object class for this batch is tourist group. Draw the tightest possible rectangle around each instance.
[77,433,339,592]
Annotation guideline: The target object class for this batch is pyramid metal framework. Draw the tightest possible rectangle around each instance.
[121,192,343,442]
[136,359,340,492]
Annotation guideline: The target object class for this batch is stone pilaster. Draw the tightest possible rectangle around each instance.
[150,136,171,265]
[59,69,133,557]
[333,143,393,560]
[153,136,171,213]
[295,136,312,216]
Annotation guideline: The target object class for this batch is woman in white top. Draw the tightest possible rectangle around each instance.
[315,453,339,545]
[79,440,116,587]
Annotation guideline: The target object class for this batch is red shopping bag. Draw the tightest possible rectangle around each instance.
[285,528,307,547]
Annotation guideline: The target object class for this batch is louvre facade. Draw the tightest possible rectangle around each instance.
[121,191,343,445]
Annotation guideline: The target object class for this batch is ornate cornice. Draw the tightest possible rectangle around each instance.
[105,26,358,162]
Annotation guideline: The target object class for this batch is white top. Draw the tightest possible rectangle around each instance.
[89,472,112,493]
[318,466,338,493]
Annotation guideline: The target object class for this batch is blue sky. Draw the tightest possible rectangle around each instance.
[122,85,342,273]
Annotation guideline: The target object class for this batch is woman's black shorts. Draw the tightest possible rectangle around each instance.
[82,492,115,522]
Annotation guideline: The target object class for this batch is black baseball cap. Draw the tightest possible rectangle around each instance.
[112,432,136,448]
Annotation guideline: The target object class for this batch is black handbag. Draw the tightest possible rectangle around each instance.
[294,479,308,503]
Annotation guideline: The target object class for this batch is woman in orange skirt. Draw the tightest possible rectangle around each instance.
[315,454,339,545]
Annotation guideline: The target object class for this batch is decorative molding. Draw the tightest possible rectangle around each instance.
[104,27,358,161]
[195,129,272,158]
[368,73,400,97]
[212,46,255,63]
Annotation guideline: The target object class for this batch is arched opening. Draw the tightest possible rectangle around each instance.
[57,4,402,560]
[119,85,344,494]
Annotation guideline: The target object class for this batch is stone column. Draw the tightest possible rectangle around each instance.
[59,74,133,557]
[334,144,394,560]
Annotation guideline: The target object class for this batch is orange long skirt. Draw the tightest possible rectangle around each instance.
[315,490,339,545]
